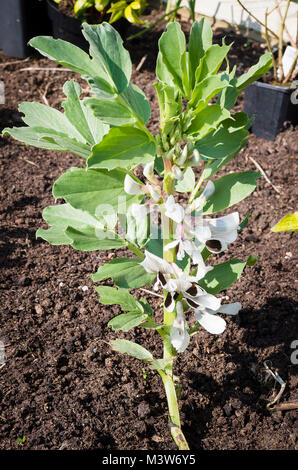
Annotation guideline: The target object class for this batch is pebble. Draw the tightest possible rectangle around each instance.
[223,403,233,417]
[34,304,43,316]
[137,401,150,418]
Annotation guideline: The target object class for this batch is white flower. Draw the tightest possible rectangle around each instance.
[140,250,173,275]
[124,174,144,195]
[140,251,219,316]
[165,195,185,223]
[143,161,154,180]
[175,145,188,166]
[163,181,219,263]
[195,212,240,253]
[187,181,215,214]
[170,301,190,353]
[165,238,212,277]
[130,203,149,221]
[163,263,215,313]
[188,148,200,166]
[172,165,184,181]
[124,173,161,202]
[148,184,161,202]
[195,302,241,334]
[184,287,221,312]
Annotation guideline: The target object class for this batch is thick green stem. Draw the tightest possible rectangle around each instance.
[158,162,190,450]
[158,370,190,450]
[158,370,180,425]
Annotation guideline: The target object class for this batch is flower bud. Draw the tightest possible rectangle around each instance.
[165,147,176,160]
[161,134,170,152]
[187,141,194,154]
[148,185,161,202]
[170,135,176,146]
[124,174,143,195]
[143,161,155,181]
[175,145,188,165]
[172,165,184,181]
[188,149,200,166]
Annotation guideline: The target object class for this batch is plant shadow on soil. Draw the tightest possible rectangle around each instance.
[0,108,23,131]
[181,296,297,449]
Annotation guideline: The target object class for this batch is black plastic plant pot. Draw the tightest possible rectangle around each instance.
[47,0,89,52]
[46,0,128,52]
[244,80,298,141]
[0,0,51,58]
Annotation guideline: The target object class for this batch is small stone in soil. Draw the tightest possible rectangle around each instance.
[137,401,150,418]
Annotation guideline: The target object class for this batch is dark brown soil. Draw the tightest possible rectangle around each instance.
[0,12,297,450]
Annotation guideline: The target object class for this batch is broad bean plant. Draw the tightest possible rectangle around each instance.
[3,20,272,449]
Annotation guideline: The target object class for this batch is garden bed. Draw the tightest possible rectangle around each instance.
[0,12,297,450]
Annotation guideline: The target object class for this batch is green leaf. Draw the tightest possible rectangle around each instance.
[202,171,260,214]
[271,212,298,232]
[125,210,149,248]
[158,22,187,96]
[29,35,99,76]
[84,108,110,144]
[65,226,126,251]
[141,318,163,329]
[175,167,195,192]
[201,154,234,181]
[110,339,153,361]
[146,225,163,258]
[2,126,91,159]
[156,51,175,86]
[121,82,151,124]
[62,80,109,145]
[84,97,137,126]
[36,203,125,250]
[87,127,155,170]
[108,312,148,332]
[139,298,154,316]
[36,203,101,246]
[199,43,231,82]
[246,255,259,266]
[154,82,180,132]
[154,155,164,176]
[91,258,155,289]
[40,201,117,233]
[217,68,238,110]
[189,18,213,88]
[238,213,251,232]
[148,359,173,370]
[82,22,131,94]
[236,53,273,90]
[41,203,102,228]
[198,258,251,294]
[187,105,230,138]
[19,101,84,142]
[29,35,115,98]
[189,76,229,112]
[196,113,249,161]
[53,167,140,215]
[36,226,72,245]
[96,286,143,312]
